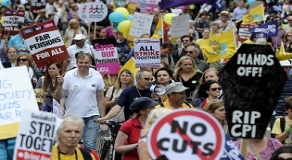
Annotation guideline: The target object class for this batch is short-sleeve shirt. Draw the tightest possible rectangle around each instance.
[66,44,94,71]
[271,117,292,145]
[119,117,142,160]
[63,69,104,117]
[116,86,152,120]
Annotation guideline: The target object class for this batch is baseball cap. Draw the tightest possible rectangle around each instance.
[73,34,87,40]
[130,97,159,113]
[280,60,291,67]
[165,82,189,94]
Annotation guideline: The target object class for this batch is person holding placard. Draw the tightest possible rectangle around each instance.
[55,52,105,151]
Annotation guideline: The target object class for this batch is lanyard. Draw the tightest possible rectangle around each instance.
[58,147,78,160]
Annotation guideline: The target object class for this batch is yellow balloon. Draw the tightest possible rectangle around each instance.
[118,20,131,33]
[164,13,176,25]
[115,7,129,18]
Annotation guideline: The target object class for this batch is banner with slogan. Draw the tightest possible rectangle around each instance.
[197,29,236,63]
[248,20,278,38]
[78,2,108,22]
[271,4,283,13]
[31,0,46,15]
[92,38,120,75]
[170,15,189,43]
[242,3,264,24]
[129,12,154,41]
[238,24,258,45]
[159,0,213,9]
[134,38,160,68]
[20,20,70,68]
[2,10,24,35]
[0,67,39,139]
[219,44,287,138]
[13,109,62,160]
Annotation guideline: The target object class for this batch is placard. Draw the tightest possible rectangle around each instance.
[2,10,25,35]
[219,44,287,138]
[0,67,39,139]
[129,12,153,40]
[31,0,46,14]
[170,15,189,43]
[20,20,70,68]
[147,109,225,160]
[238,24,254,45]
[13,109,62,160]
[78,2,108,22]
[134,38,160,68]
[92,38,120,75]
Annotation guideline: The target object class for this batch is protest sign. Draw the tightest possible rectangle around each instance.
[159,0,213,9]
[0,67,39,139]
[248,20,278,38]
[238,24,257,45]
[78,2,108,22]
[129,12,153,41]
[147,109,225,160]
[14,109,62,160]
[134,38,160,68]
[2,10,25,35]
[92,38,120,75]
[221,134,244,160]
[139,0,159,13]
[170,15,189,43]
[20,20,69,68]
[219,44,287,138]
[31,0,46,14]
[271,4,283,13]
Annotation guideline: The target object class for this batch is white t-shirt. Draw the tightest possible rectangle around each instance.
[66,44,94,71]
[63,69,104,117]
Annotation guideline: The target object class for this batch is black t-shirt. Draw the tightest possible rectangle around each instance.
[177,72,203,98]
[116,86,152,120]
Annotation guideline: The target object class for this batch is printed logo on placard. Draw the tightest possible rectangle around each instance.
[23,29,34,34]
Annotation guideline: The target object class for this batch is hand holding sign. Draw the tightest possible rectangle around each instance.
[219,44,287,138]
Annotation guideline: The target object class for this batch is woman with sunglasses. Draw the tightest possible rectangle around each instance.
[284,31,292,52]
[16,54,42,88]
[194,80,221,109]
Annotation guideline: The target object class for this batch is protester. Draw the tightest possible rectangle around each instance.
[193,80,221,109]
[232,0,247,21]
[138,108,173,160]
[156,82,193,109]
[96,69,153,122]
[2,47,18,68]
[114,97,157,160]
[284,31,292,52]
[173,56,202,101]
[16,54,42,88]
[184,44,208,72]
[63,19,87,47]
[55,52,105,150]
[51,115,97,160]
[270,146,292,160]
[116,31,131,66]
[35,62,62,112]
[205,100,228,133]
[199,68,219,84]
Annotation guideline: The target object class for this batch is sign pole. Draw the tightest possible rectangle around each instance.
[94,22,97,39]
[240,139,248,158]
[107,74,111,86]
[88,23,91,39]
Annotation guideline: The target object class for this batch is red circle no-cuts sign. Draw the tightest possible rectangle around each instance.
[147,109,225,160]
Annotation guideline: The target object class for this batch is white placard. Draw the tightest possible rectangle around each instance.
[134,38,160,68]
[78,2,108,22]
[170,15,189,40]
[129,12,154,37]
[0,67,39,139]
[14,109,62,160]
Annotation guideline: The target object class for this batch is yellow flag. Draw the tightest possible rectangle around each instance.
[120,57,139,77]
[197,30,237,63]
[242,4,264,24]
[151,17,162,38]
[276,42,292,61]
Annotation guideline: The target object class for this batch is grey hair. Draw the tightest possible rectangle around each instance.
[135,69,150,79]
[57,115,85,135]
[187,45,200,53]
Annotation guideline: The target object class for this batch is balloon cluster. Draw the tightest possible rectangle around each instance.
[0,0,10,7]
[109,7,133,39]
[163,13,176,25]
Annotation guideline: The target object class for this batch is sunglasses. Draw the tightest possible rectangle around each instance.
[17,58,28,62]
[288,20,292,21]
[210,87,221,91]
[182,40,190,42]
[185,51,193,54]
[142,78,153,81]
[288,35,292,37]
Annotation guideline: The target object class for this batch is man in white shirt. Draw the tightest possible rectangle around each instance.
[63,34,95,72]
[55,52,105,151]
